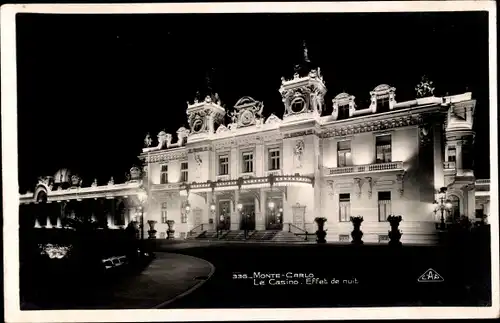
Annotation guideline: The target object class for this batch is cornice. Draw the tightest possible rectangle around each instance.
[141,148,188,163]
[20,182,143,203]
[319,105,444,138]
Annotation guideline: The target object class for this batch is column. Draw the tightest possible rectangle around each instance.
[206,191,213,225]
[255,189,265,230]
[455,141,463,170]
[433,123,444,189]
[231,190,240,230]
[257,189,266,230]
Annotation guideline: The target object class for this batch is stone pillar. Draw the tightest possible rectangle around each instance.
[433,123,444,190]
[255,190,265,230]
[455,142,463,170]
[231,190,240,230]
[466,186,476,221]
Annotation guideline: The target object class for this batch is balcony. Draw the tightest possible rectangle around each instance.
[325,161,404,176]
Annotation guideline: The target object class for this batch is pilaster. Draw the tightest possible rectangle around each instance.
[231,190,240,230]
[255,190,265,230]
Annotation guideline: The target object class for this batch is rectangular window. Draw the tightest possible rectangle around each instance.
[180,162,188,182]
[447,147,456,162]
[268,148,280,170]
[378,191,392,222]
[219,155,229,175]
[376,134,392,163]
[160,164,168,184]
[337,140,352,167]
[339,193,351,222]
[181,213,188,223]
[161,202,168,223]
[242,152,254,173]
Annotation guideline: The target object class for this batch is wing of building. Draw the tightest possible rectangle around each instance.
[19,68,491,244]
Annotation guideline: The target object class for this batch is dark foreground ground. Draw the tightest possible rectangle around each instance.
[161,241,492,308]
[20,234,492,310]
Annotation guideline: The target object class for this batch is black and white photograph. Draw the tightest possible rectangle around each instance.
[2,2,499,322]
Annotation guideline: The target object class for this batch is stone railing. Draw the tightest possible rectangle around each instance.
[325,161,404,176]
[443,161,456,169]
[475,179,490,185]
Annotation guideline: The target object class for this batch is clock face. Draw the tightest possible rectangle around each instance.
[240,110,254,125]
[192,119,204,133]
[291,98,306,113]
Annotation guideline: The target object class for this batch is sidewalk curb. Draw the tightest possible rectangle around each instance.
[152,254,216,309]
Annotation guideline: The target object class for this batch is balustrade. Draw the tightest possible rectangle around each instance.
[326,161,404,176]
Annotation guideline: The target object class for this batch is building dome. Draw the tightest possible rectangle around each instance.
[54,168,72,184]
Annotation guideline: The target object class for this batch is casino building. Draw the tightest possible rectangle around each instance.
[19,65,491,244]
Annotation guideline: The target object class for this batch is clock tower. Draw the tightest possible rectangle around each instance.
[186,94,225,141]
[186,68,226,141]
[279,40,326,120]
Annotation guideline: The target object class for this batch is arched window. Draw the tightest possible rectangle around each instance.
[448,194,460,221]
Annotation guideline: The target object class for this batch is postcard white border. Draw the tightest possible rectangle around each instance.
[2,1,499,322]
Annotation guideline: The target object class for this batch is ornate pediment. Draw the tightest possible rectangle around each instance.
[229,96,264,128]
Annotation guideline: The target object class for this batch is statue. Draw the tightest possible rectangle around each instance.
[108,177,114,185]
[294,140,305,168]
[195,154,203,179]
[91,179,98,187]
[415,75,435,98]
[228,110,237,124]
[144,133,152,148]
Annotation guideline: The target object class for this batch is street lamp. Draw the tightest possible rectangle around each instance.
[434,187,452,231]
[137,189,148,240]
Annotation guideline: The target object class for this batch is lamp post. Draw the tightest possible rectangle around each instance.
[434,187,452,231]
[137,189,148,240]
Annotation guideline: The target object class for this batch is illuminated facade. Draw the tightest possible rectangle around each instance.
[19,68,491,244]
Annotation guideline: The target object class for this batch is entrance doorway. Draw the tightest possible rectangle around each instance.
[266,198,283,230]
[240,203,256,230]
[218,200,231,230]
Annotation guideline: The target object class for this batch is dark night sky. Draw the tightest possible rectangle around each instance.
[15,11,490,192]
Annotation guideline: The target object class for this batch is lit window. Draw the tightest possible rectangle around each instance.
[268,148,280,170]
[376,134,392,163]
[180,162,188,182]
[219,155,229,175]
[337,140,352,167]
[378,191,391,222]
[161,202,168,223]
[160,164,168,184]
[339,193,351,222]
[242,152,254,173]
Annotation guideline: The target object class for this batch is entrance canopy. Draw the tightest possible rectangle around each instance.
[179,174,314,195]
